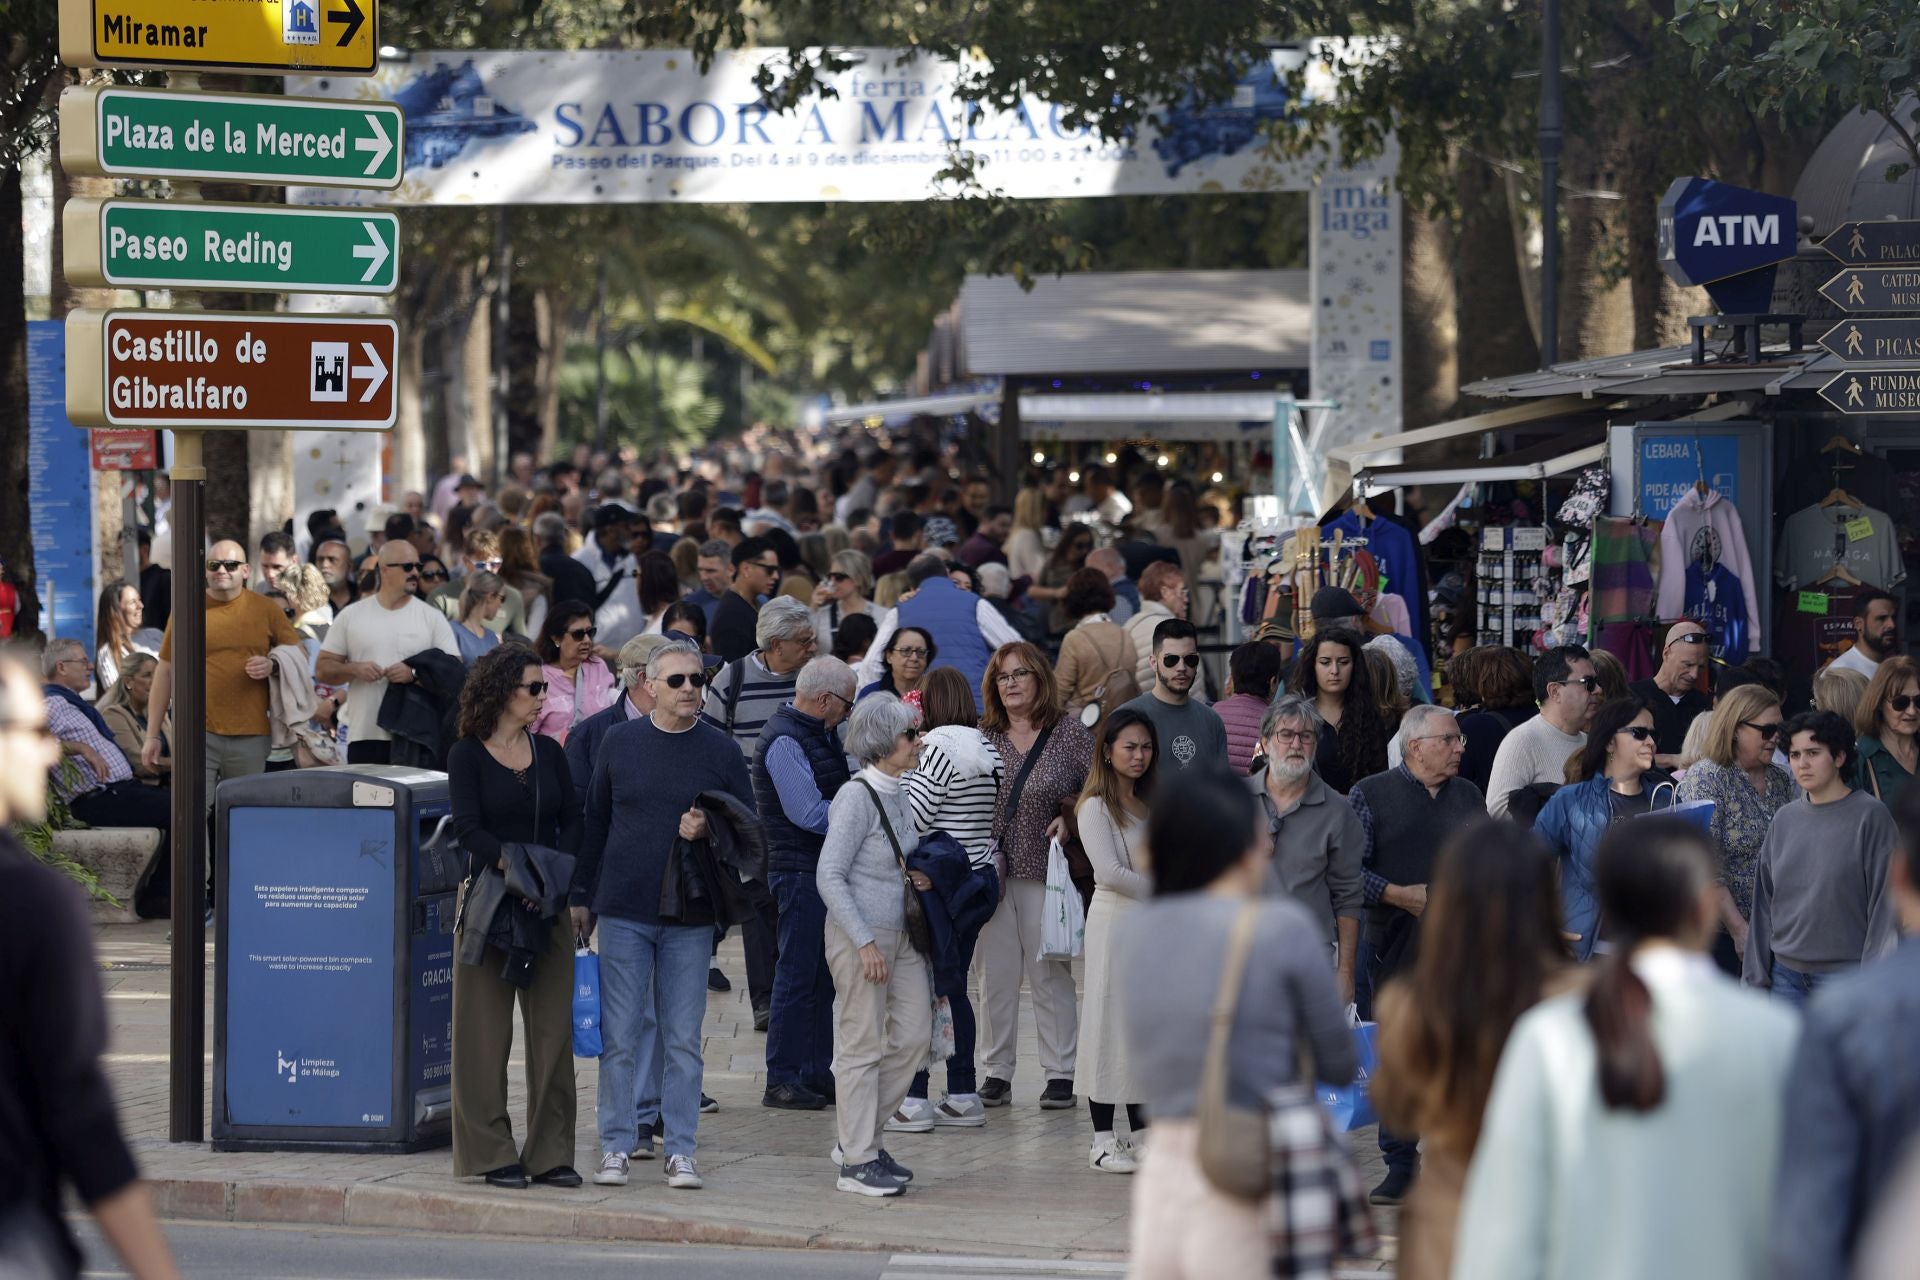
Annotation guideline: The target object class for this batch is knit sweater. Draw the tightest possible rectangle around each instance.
[701,652,798,757]
[1744,789,1900,981]
[816,767,919,948]
[1484,713,1586,818]
[1213,693,1268,776]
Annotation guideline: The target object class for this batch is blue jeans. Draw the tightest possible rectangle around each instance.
[765,872,835,1090]
[1768,959,1836,1008]
[597,916,710,1159]
[909,897,988,1099]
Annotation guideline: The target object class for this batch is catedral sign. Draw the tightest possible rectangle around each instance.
[66,311,397,430]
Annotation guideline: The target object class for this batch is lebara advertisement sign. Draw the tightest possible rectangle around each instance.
[291,47,1338,206]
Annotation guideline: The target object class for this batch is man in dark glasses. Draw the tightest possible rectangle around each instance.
[1485,644,1597,819]
[1117,617,1226,772]
[1629,618,1714,768]
[315,541,462,765]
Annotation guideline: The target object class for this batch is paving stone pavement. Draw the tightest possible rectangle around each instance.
[96,921,1396,1265]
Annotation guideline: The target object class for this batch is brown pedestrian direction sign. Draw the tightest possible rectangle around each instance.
[1816,320,1920,362]
[1821,220,1920,267]
[1818,268,1920,313]
[65,310,397,430]
[1817,368,1920,415]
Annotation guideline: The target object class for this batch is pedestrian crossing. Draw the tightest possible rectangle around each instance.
[880,1255,1386,1280]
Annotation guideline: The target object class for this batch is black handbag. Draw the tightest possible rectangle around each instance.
[857,779,934,957]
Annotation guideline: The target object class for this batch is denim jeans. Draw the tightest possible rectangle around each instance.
[1360,917,1419,1175]
[909,903,986,1099]
[596,916,710,1159]
[765,871,835,1090]
[1768,958,1836,1008]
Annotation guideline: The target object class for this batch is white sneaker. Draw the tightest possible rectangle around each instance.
[1089,1136,1138,1175]
[593,1152,629,1186]
[665,1154,703,1190]
[931,1094,987,1128]
[884,1095,935,1133]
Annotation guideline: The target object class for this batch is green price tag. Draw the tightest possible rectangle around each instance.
[1798,591,1830,615]
[1846,517,1874,542]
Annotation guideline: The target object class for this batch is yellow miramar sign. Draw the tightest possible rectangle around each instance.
[59,0,377,76]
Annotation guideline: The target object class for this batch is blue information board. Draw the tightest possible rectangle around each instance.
[27,321,94,653]
[1638,435,1742,521]
[224,806,396,1128]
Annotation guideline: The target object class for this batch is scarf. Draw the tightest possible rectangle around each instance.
[43,682,114,741]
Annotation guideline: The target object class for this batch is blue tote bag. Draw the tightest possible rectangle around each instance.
[573,946,603,1058]
[1318,1017,1380,1132]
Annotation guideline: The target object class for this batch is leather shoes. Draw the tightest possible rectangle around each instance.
[752,1007,770,1032]
[804,1078,836,1105]
[763,1083,827,1111]
[707,967,731,992]
[484,1163,529,1189]
[532,1165,583,1188]
[1370,1168,1415,1205]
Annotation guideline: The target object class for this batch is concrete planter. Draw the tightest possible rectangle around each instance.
[49,827,162,924]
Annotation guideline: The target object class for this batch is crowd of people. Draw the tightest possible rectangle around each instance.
[8,433,1920,1279]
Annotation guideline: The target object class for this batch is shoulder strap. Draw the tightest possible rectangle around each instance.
[724,658,746,732]
[994,721,1056,840]
[856,778,908,870]
[1200,904,1261,1113]
[525,728,541,840]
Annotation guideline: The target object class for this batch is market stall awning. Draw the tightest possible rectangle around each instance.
[1353,428,1607,490]
[1462,344,1827,399]
[1320,395,1617,507]
[1017,391,1285,441]
[822,387,1000,425]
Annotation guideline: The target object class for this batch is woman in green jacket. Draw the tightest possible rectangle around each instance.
[1852,655,1920,807]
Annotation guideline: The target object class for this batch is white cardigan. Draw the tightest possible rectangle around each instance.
[1452,947,1799,1280]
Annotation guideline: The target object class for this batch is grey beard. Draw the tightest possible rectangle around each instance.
[1273,757,1312,783]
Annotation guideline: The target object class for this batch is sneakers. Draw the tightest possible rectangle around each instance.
[931,1095,987,1128]
[876,1149,914,1184]
[1089,1136,1138,1175]
[836,1159,906,1198]
[1039,1079,1076,1109]
[665,1154,703,1190]
[764,1083,827,1111]
[1370,1167,1414,1206]
[629,1133,655,1161]
[700,1093,719,1115]
[593,1153,629,1187]
[752,1006,770,1033]
[707,967,731,992]
[884,1095,935,1133]
[978,1077,1012,1107]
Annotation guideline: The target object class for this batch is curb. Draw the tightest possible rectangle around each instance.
[145,1176,859,1252]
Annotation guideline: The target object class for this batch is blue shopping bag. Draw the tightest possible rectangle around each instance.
[573,947,603,1058]
[1641,782,1715,836]
[1317,1019,1379,1132]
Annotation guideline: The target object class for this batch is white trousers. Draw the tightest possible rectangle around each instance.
[977,876,1079,1082]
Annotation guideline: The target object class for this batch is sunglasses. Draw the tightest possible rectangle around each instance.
[518,681,549,696]
[1161,653,1202,668]
[662,672,708,690]
[1667,632,1709,648]
[421,569,449,582]
[1741,720,1782,739]
[566,627,598,641]
[901,727,922,741]
[750,560,780,573]
[1889,695,1920,714]
[386,561,421,573]
[207,559,244,573]
[1618,725,1657,742]
[478,558,502,571]
[827,572,853,584]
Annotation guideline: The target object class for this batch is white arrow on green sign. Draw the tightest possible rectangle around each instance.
[59,85,403,189]
[64,198,400,295]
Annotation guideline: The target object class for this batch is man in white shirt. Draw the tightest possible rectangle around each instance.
[315,541,460,764]
[1826,587,1899,679]
[1485,644,1598,819]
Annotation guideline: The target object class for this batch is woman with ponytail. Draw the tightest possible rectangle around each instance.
[1451,818,1799,1280]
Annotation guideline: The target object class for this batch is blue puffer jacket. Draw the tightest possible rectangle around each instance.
[1533,773,1664,961]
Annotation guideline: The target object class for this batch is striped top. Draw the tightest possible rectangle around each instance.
[700,652,798,758]
[903,727,1004,870]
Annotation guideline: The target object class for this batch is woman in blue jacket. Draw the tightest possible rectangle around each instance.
[1534,696,1664,960]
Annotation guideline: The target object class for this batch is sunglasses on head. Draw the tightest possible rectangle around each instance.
[1161,653,1201,668]
[662,671,708,690]
[1889,694,1920,714]
[518,680,549,696]
[1667,632,1709,648]
[207,559,244,573]
[386,560,421,573]
[566,626,598,641]
[1618,725,1657,742]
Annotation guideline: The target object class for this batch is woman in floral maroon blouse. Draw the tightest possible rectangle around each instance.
[975,641,1093,1110]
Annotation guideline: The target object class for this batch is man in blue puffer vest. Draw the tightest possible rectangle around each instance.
[858,556,1022,712]
[753,656,859,1111]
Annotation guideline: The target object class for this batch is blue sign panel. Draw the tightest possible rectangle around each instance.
[1659,177,1797,286]
[1638,435,1741,520]
[225,806,395,1128]
[408,893,454,1106]
[27,321,95,654]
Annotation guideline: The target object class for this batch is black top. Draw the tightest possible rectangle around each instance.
[711,591,760,664]
[447,733,582,873]
[539,549,601,616]
[0,833,140,1271]
[1628,678,1714,756]
[1457,705,1536,794]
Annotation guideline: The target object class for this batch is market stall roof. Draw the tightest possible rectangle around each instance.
[1318,394,1616,508]
[1462,343,1831,400]
[1352,428,1607,491]
[957,269,1312,377]
[1017,390,1285,441]
[822,387,1000,425]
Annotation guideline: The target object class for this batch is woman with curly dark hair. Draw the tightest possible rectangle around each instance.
[448,643,583,1192]
[1285,627,1388,793]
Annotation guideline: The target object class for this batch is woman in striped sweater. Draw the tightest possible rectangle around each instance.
[889,666,1004,1132]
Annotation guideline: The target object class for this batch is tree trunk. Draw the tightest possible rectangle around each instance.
[535,288,562,464]
[1457,161,1541,385]
[1556,117,1636,361]
[1402,200,1457,429]
[460,290,493,480]
[393,321,428,499]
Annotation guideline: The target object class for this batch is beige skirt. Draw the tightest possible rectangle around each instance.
[1076,885,1143,1104]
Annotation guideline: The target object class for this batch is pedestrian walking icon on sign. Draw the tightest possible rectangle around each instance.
[1846,326,1864,356]
[1848,276,1867,307]
[1847,377,1865,408]
[1850,227,1867,259]
[312,342,348,402]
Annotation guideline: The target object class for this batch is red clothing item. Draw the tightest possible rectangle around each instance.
[0,580,15,637]
[1212,692,1269,777]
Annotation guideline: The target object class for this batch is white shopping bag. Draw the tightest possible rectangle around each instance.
[1038,836,1086,960]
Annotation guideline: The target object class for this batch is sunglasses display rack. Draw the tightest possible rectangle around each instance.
[1476,525,1555,650]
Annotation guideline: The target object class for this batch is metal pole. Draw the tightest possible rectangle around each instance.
[1539,0,1564,365]
[491,209,511,488]
[168,429,206,1144]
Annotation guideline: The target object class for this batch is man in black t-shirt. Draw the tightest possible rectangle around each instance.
[1629,618,1714,769]
[711,537,779,664]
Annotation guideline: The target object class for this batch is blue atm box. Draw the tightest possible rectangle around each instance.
[213,766,457,1153]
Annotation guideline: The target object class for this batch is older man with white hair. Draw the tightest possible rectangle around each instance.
[754,657,859,1111]
[1252,694,1365,1003]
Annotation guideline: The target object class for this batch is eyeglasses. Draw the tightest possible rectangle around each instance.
[207,559,244,573]
[1412,732,1467,747]
[662,672,708,690]
[421,569,450,582]
[1268,729,1315,746]
[825,689,854,710]
[892,647,930,661]
[385,561,421,573]
[994,668,1035,686]
[1161,653,1202,669]
[1889,695,1920,714]
[1741,720,1782,739]
[518,681,549,696]
[1617,725,1657,742]
[1554,675,1598,691]
[566,626,598,642]
[1666,632,1709,648]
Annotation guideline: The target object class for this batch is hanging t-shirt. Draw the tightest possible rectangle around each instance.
[1684,562,1748,661]
[1775,503,1905,592]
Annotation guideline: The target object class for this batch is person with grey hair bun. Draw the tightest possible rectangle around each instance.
[817,693,933,1197]
[811,550,889,652]
[1251,693,1365,999]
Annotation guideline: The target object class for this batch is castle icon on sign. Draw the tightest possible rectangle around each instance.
[284,0,320,46]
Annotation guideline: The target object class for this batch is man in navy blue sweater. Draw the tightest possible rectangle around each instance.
[571,640,751,1194]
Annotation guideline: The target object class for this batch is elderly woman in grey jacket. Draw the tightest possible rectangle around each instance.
[817,693,934,1199]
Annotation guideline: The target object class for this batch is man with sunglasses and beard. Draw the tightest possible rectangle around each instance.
[572,640,753,1194]
[1116,619,1226,773]
[1631,618,1716,770]
[1484,644,1597,819]
[317,541,460,764]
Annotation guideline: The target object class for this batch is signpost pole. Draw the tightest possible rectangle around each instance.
[167,428,207,1144]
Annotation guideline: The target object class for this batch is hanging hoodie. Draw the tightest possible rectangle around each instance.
[1655,488,1760,653]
